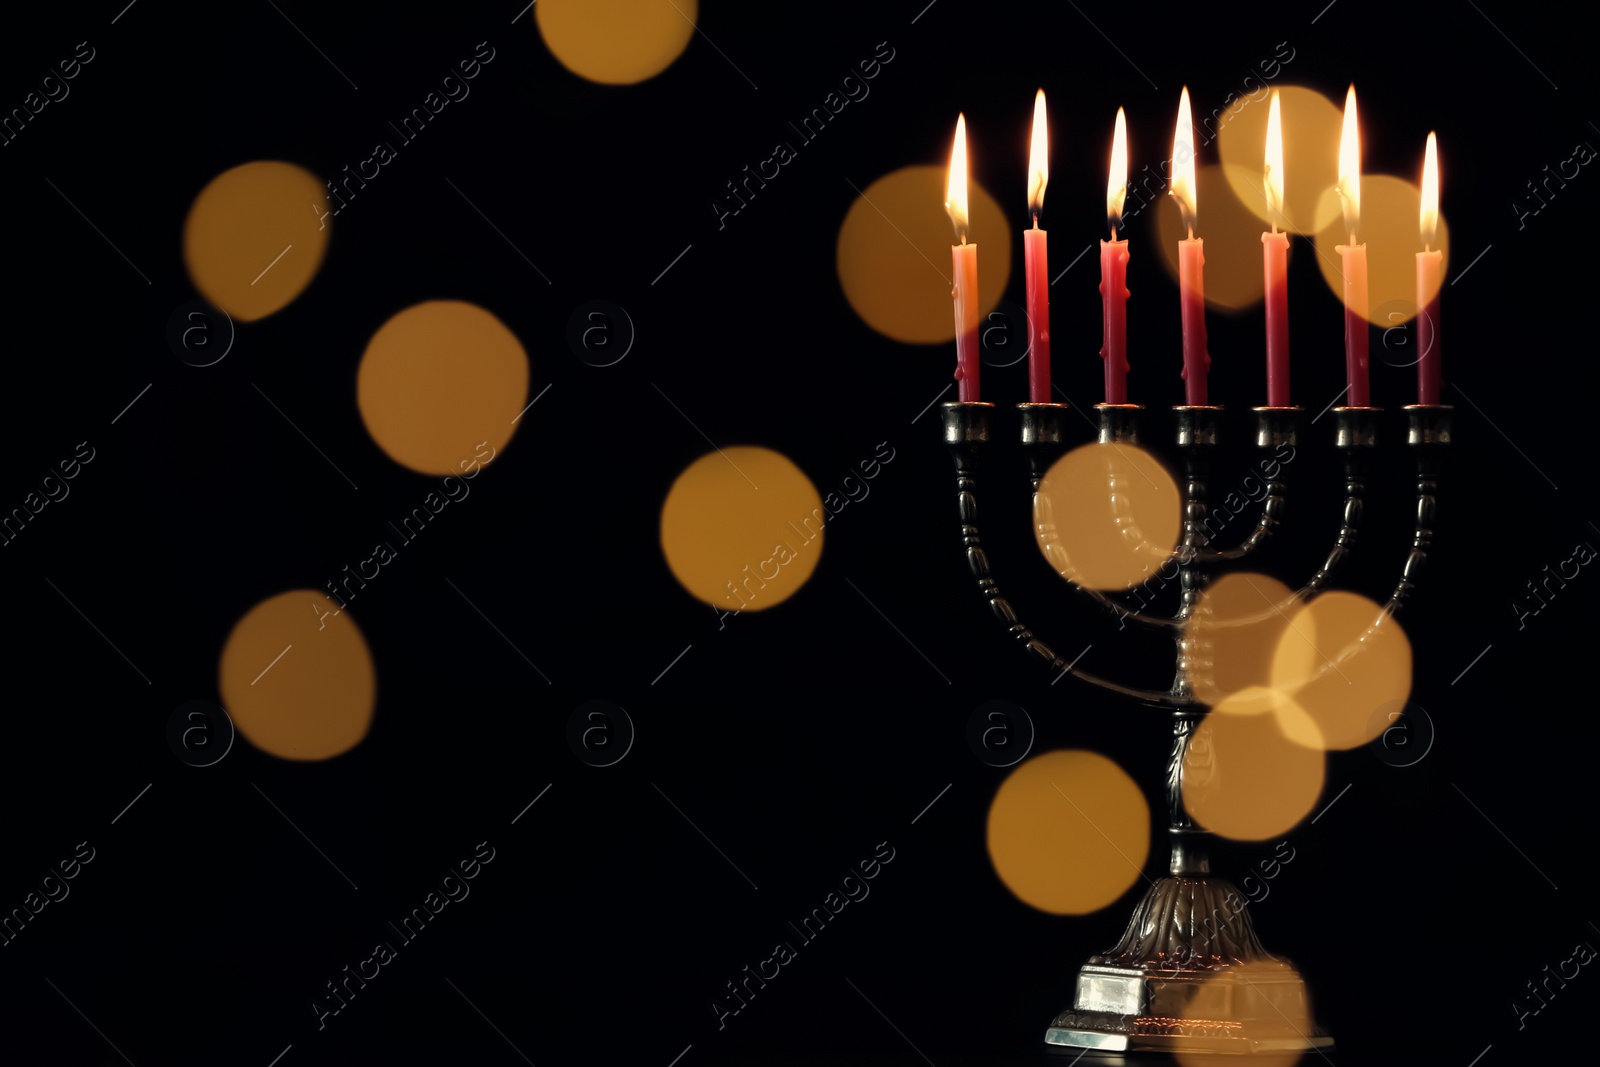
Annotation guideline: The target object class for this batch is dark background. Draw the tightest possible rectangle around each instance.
[0,2,1593,1065]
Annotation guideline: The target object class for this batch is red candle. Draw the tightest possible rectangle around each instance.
[1338,245,1370,405]
[1261,88,1291,407]
[946,113,980,402]
[1172,87,1209,405]
[1024,90,1051,403]
[1100,107,1131,405]
[1335,85,1370,407]
[1416,132,1443,405]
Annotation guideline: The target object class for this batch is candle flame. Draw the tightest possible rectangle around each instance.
[1338,84,1361,240]
[1107,106,1128,232]
[1170,86,1197,237]
[1420,131,1439,250]
[1028,89,1048,222]
[946,113,970,243]
[1264,89,1285,231]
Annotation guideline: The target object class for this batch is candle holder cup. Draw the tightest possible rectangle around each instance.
[941,397,1452,1054]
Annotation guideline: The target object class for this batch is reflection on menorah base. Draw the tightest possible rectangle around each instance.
[1045,875,1332,1053]
[943,396,1451,1055]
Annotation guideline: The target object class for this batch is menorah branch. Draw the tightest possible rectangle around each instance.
[1188,407,1299,565]
[1303,406,1379,595]
[1384,404,1452,618]
[943,401,1183,707]
[1024,403,1180,632]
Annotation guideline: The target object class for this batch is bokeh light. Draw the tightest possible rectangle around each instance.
[183,161,330,321]
[837,164,1012,343]
[218,590,376,760]
[1034,442,1181,591]
[1311,174,1450,322]
[357,301,528,475]
[1182,688,1324,840]
[1270,590,1411,750]
[1185,573,1300,708]
[536,0,696,85]
[1216,85,1343,235]
[987,749,1149,915]
[1153,163,1276,311]
[660,447,824,612]
[1175,959,1315,1064]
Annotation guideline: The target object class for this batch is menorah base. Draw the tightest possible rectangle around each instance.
[1044,977,1334,1054]
[1043,876,1333,1054]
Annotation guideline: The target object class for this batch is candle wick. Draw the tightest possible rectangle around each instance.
[1186,225,1195,241]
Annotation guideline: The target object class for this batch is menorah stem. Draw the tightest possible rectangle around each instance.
[1171,406,1222,693]
[1165,711,1209,875]
[1167,406,1222,877]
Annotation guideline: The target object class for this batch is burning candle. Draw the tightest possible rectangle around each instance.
[1261,88,1291,407]
[1025,90,1051,403]
[1100,107,1131,405]
[1416,132,1443,405]
[1171,87,1209,405]
[947,113,981,402]
[1335,85,1370,407]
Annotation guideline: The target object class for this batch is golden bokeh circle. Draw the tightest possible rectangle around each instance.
[660,447,824,612]
[1152,163,1278,312]
[1182,689,1325,840]
[1034,442,1181,591]
[1270,590,1411,750]
[536,0,696,85]
[357,301,528,476]
[987,749,1149,915]
[1185,572,1301,708]
[1217,84,1343,235]
[183,161,330,322]
[1174,959,1313,1066]
[837,164,1012,344]
[218,590,376,761]
[1311,174,1450,322]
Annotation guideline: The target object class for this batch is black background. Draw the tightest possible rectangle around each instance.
[0,2,1595,1065]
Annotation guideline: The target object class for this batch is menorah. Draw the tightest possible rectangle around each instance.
[942,397,1452,1053]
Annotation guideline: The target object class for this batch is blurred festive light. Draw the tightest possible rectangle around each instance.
[536,0,697,85]
[1270,590,1411,750]
[1154,163,1271,310]
[837,164,1011,343]
[219,590,375,761]
[660,446,825,613]
[1312,174,1449,324]
[1182,688,1325,840]
[1218,84,1342,235]
[1175,959,1315,1066]
[183,161,330,321]
[357,301,528,476]
[1185,572,1301,709]
[988,749,1149,914]
[1035,442,1181,591]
